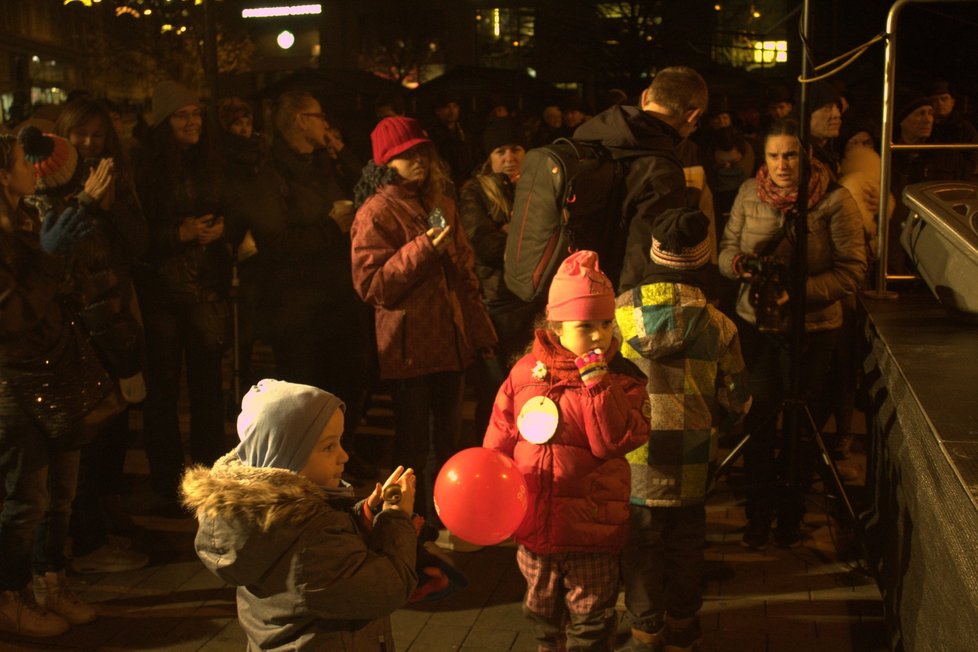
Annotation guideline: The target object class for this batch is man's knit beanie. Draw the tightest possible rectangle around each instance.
[236,379,345,473]
[649,210,712,270]
[482,117,526,156]
[18,126,80,197]
[802,81,842,115]
[896,96,932,125]
[152,81,199,128]
[547,250,615,322]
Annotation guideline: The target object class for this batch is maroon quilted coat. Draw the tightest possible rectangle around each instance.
[483,329,649,554]
[350,183,497,380]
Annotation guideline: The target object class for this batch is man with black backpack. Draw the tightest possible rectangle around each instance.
[575,66,709,292]
[505,67,708,301]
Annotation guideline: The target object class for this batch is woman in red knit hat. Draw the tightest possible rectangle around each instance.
[483,249,650,652]
[350,116,497,529]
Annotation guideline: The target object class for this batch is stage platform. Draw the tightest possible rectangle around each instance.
[861,291,978,651]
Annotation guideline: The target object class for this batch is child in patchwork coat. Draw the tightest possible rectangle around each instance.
[484,250,650,652]
[615,210,751,652]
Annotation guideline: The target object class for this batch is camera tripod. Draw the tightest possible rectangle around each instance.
[712,386,858,530]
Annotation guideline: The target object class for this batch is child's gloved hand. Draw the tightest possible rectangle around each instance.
[40,206,95,255]
[574,348,608,387]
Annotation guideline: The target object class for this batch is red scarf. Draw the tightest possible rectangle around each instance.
[756,154,830,213]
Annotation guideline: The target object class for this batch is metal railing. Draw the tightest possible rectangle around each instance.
[873,0,978,298]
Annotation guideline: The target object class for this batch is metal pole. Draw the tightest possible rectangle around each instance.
[783,0,812,494]
[871,0,905,299]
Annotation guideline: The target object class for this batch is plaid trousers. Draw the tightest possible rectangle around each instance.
[516,545,620,652]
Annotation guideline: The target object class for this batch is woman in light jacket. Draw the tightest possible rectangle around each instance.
[718,118,865,550]
[350,117,497,527]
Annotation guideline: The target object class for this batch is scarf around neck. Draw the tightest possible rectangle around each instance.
[756,153,830,213]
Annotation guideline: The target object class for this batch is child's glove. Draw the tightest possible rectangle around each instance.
[40,206,95,255]
[575,348,608,387]
[409,567,450,602]
[409,542,469,603]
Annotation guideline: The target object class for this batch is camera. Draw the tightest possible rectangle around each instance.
[745,255,790,333]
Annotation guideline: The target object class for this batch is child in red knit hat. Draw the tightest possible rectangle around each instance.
[484,249,651,652]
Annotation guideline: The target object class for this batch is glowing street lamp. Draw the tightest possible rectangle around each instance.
[276,30,295,50]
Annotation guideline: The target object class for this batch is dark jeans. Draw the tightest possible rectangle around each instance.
[142,300,227,500]
[392,371,464,527]
[0,394,80,589]
[737,318,838,531]
[69,408,131,555]
[622,504,706,633]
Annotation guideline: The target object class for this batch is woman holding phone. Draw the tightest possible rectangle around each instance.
[131,81,230,514]
[350,116,497,529]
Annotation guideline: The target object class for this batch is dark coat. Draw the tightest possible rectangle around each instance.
[0,209,71,365]
[573,106,687,292]
[238,139,361,338]
[131,143,230,305]
[182,453,417,652]
[457,172,514,308]
[484,330,649,554]
[350,183,497,380]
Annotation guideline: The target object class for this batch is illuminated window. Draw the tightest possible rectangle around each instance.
[753,40,787,64]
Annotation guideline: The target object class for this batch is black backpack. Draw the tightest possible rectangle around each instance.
[504,138,647,302]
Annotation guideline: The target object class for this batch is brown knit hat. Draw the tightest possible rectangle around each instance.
[151,80,199,128]
[649,210,711,270]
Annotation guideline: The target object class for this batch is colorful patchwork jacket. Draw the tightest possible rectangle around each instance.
[615,282,752,507]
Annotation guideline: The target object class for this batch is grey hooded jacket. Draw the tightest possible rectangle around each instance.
[182,452,417,651]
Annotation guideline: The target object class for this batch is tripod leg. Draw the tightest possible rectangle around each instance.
[802,404,857,525]
[709,433,750,495]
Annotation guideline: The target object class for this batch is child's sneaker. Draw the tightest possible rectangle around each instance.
[0,587,70,637]
[662,615,702,652]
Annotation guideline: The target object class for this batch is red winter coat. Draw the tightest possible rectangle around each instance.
[351,183,497,380]
[483,330,649,554]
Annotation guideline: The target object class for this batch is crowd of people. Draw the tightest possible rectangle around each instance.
[0,64,975,650]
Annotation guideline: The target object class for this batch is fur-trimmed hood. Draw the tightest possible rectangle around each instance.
[181,451,354,587]
[182,451,352,529]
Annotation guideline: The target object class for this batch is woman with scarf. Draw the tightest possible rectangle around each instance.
[718,118,865,550]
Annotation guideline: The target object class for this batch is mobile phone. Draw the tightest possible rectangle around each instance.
[427,207,446,230]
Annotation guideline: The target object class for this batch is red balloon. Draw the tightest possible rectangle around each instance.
[433,447,528,546]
